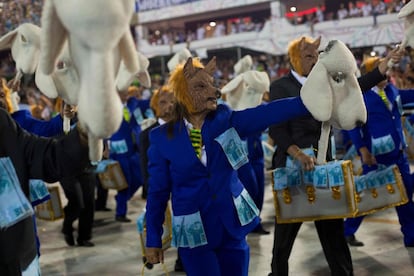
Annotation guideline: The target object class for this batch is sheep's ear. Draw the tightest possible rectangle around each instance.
[39,0,67,74]
[221,74,244,96]
[118,29,139,74]
[0,29,18,50]
[300,62,332,121]
[35,64,59,98]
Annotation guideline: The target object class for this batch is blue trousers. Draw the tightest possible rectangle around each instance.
[178,223,250,276]
[344,154,414,246]
[115,154,142,217]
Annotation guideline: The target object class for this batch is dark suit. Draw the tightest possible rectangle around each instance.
[268,68,386,276]
[0,109,89,275]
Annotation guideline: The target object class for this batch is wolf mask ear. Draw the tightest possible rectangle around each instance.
[300,61,332,122]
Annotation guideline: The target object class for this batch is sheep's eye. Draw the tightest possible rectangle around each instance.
[331,72,345,83]
[57,61,67,70]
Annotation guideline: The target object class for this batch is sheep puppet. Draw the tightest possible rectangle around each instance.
[38,0,140,162]
[387,1,414,68]
[301,40,367,165]
[397,1,414,49]
[0,23,41,111]
[220,70,274,167]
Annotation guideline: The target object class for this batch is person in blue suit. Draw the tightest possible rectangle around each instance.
[144,57,313,276]
[108,86,151,222]
[344,56,414,248]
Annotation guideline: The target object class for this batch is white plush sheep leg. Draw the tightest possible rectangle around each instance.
[88,135,103,163]
[317,121,331,164]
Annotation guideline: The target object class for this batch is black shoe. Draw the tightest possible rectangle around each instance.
[345,235,364,247]
[61,228,75,246]
[115,216,131,223]
[77,240,95,247]
[251,224,270,235]
[96,207,111,212]
[174,258,185,272]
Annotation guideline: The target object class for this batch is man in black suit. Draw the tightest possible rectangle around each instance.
[268,36,402,276]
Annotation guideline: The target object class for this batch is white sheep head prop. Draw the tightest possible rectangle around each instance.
[167,48,192,72]
[0,23,41,77]
[35,42,80,105]
[39,0,139,141]
[300,40,366,164]
[233,55,253,76]
[116,52,152,91]
[221,70,269,110]
[397,0,414,49]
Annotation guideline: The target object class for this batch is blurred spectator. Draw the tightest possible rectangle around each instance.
[338,3,349,20]
[361,0,373,17]
[348,1,362,18]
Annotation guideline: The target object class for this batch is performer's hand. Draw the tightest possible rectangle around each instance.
[62,103,76,119]
[6,78,20,92]
[359,147,376,166]
[296,151,316,171]
[146,247,164,264]
[379,45,405,74]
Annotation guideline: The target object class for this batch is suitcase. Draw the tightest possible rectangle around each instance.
[353,164,408,216]
[272,160,358,223]
[35,185,64,221]
[97,159,128,190]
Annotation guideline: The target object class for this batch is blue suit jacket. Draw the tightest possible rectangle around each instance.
[146,97,309,248]
[348,83,414,166]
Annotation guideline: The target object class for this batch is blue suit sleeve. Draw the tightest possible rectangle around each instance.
[231,97,309,138]
[347,127,368,154]
[145,131,171,248]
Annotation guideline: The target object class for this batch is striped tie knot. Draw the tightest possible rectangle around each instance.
[190,128,202,158]
[378,89,390,107]
[123,106,131,122]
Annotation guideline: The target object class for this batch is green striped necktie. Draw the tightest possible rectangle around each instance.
[378,89,390,107]
[190,128,202,158]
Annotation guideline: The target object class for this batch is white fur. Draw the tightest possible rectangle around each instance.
[221,70,269,111]
[398,1,414,49]
[35,42,80,103]
[167,48,192,72]
[233,55,253,76]
[301,40,366,164]
[0,23,41,75]
[39,0,138,139]
[116,52,151,91]
[38,0,138,161]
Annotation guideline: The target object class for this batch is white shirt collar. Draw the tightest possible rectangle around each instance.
[291,70,307,85]
[158,118,167,125]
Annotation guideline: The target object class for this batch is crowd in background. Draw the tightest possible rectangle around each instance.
[0,0,407,46]
[0,0,43,36]
[0,0,414,120]
[146,0,407,46]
